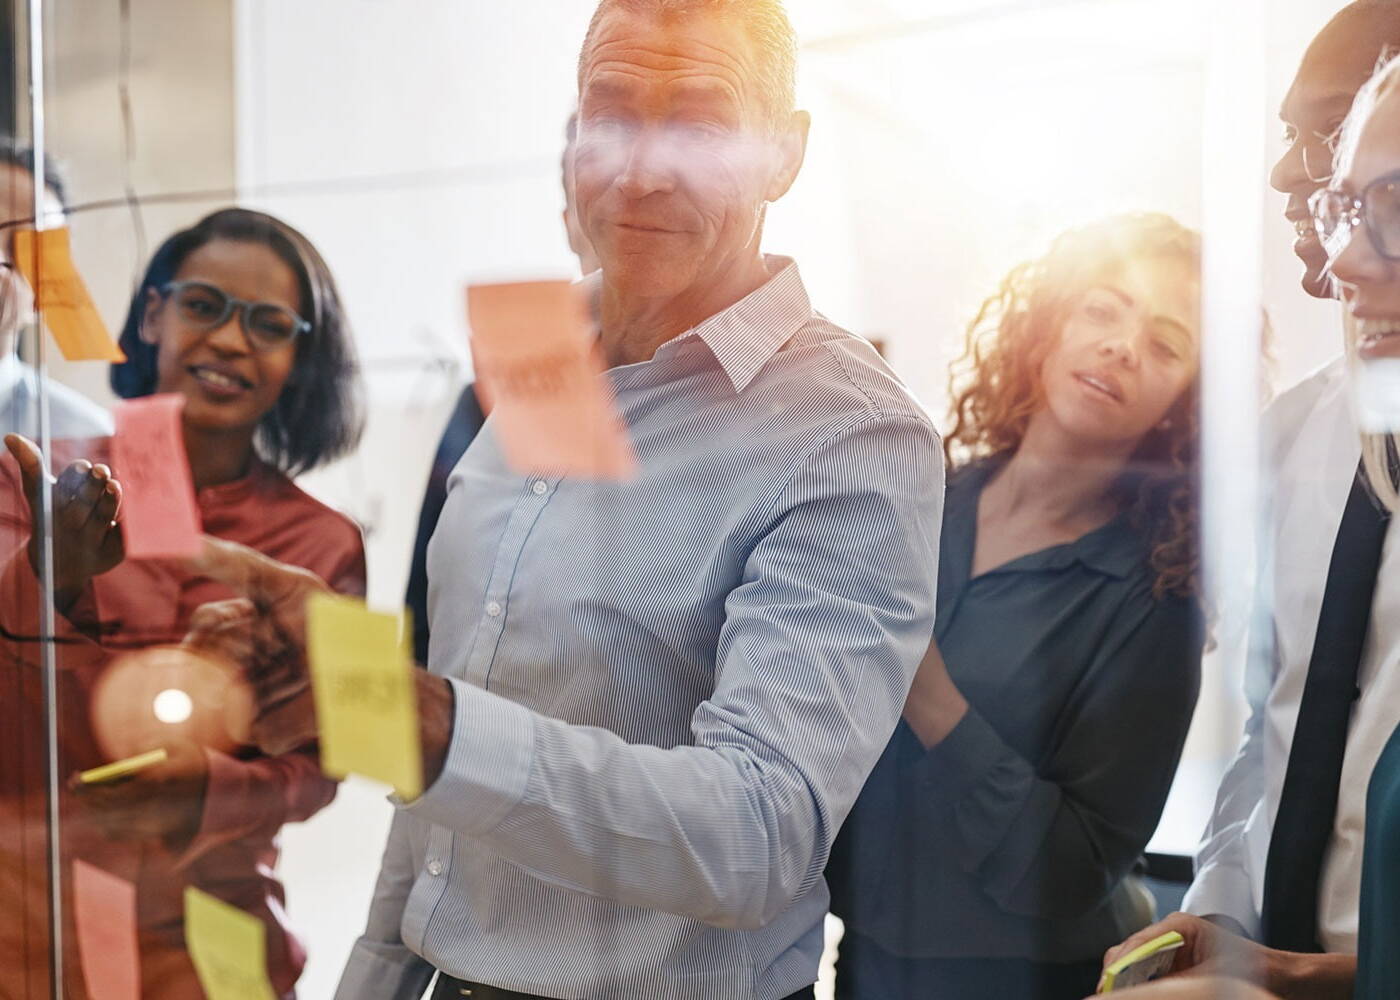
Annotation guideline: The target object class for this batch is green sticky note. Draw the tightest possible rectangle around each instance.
[184,887,277,1000]
[307,593,422,799]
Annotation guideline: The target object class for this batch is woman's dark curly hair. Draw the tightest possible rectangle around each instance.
[945,213,1202,600]
[110,208,364,476]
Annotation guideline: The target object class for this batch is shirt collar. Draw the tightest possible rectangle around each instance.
[653,255,812,394]
[0,352,22,399]
[947,458,1143,582]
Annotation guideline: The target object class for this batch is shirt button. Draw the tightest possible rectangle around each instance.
[532,480,548,496]
[485,601,502,618]
[426,859,444,877]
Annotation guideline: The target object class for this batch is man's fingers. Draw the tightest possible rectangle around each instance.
[185,597,257,640]
[190,535,327,607]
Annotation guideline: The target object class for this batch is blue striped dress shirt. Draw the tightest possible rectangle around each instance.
[335,257,943,1000]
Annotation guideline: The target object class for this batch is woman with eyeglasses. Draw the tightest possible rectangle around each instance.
[0,207,364,999]
[1101,52,1400,1000]
[826,214,1206,1000]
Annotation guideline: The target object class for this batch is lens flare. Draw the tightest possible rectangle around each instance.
[152,688,194,725]
[89,646,254,760]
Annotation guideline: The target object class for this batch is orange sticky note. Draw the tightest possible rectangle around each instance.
[184,887,277,1000]
[468,280,635,480]
[72,860,140,1000]
[112,394,202,560]
[13,227,125,362]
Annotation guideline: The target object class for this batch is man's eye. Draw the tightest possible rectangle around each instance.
[1084,303,1117,323]
[587,117,632,140]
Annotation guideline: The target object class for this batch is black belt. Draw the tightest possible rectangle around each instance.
[431,973,815,1000]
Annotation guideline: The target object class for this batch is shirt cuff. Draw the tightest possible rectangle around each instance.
[1182,861,1261,940]
[334,939,435,1000]
[908,705,1009,798]
[398,676,535,836]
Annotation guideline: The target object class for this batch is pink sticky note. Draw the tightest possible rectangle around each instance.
[72,860,140,1000]
[468,280,635,480]
[112,394,202,559]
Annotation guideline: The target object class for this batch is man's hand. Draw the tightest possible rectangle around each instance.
[1102,915,1355,1000]
[70,740,209,848]
[5,432,124,612]
[1104,914,1261,983]
[186,537,457,790]
[186,537,328,756]
[1091,975,1278,999]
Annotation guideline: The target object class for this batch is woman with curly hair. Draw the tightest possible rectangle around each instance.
[828,213,1207,1000]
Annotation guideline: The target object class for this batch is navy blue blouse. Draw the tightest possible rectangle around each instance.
[829,459,1204,962]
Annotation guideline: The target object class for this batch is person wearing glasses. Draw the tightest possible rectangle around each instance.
[0,138,112,441]
[1104,47,1400,1000]
[0,207,365,999]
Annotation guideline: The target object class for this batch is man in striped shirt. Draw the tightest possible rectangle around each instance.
[195,2,943,997]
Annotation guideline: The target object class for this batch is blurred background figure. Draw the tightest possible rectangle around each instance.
[0,139,111,440]
[405,112,598,664]
[0,207,365,999]
[830,214,1206,1000]
[1109,43,1400,1000]
[1177,0,1400,962]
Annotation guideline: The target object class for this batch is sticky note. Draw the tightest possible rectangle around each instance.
[112,394,202,560]
[468,280,635,480]
[73,860,140,1000]
[184,887,277,1000]
[13,227,125,362]
[307,593,422,798]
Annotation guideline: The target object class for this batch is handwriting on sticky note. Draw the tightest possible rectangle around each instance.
[468,280,635,480]
[184,887,277,1000]
[307,593,422,798]
[112,395,202,560]
[13,227,125,362]
[73,860,140,1000]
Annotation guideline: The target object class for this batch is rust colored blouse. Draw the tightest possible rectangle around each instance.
[0,439,365,1000]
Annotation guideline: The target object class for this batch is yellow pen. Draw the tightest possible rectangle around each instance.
[77,748,169,785]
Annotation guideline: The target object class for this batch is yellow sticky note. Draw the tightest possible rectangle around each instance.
[307,593,422,799]
[13,226,125,362]
[183,887,277,1000]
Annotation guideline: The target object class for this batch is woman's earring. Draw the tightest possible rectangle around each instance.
[1157,418,1174,432]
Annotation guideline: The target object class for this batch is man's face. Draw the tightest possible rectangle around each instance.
[574,10,792,300]
[1271,18,1393,299]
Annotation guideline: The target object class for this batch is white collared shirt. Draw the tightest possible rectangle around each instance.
[0,350,112,441]
[1185,357,1400,953]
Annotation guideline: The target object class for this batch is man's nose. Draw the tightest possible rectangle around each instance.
[1270,142,1311,197]
[616,130,679,199]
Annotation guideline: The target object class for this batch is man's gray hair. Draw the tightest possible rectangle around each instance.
[578,0,798,130]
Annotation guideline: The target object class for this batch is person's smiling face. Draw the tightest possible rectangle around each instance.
[1270,10,1400,299]
[574,9,788,301]
[143,238,301,436]
[1329,86,1400,362]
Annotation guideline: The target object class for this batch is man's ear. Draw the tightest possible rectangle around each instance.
[764,110,811,203]
[139,287,163,345]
